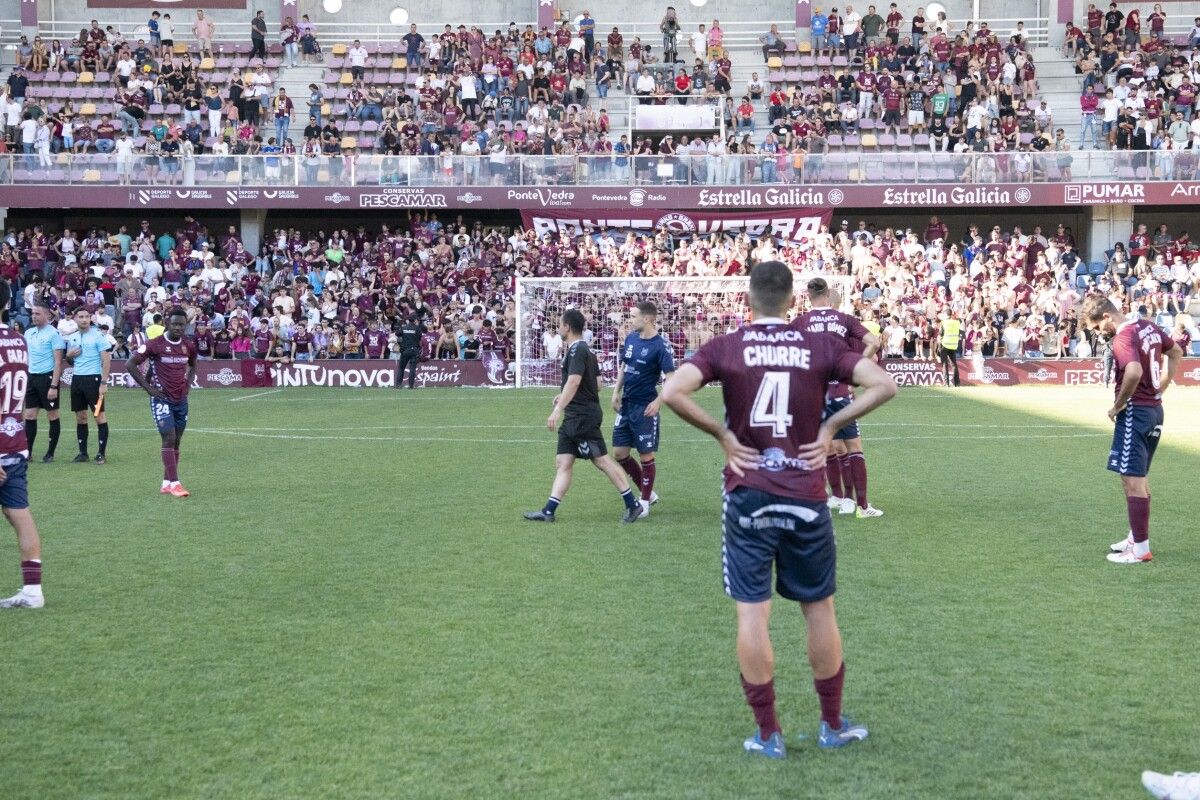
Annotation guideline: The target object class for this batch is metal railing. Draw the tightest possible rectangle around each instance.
[0,150,1189,187]
[29,16,1051,50]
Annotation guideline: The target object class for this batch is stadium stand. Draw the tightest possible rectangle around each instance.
[3,216,1197,362]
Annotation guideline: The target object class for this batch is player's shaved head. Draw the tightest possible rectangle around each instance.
[749,260,794,317]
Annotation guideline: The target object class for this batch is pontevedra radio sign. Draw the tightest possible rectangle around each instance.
[521,208,834,242]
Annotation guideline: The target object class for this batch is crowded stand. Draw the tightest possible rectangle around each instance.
[0,2,1081,184]
[1069,3,1200,153]
[1,214,1196,366]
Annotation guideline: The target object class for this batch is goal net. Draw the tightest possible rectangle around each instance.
[514,275,853,388]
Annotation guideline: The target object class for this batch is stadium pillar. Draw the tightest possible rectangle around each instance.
[1087,204,1134,265]
[240,208,267,256]
[20,0,37,36]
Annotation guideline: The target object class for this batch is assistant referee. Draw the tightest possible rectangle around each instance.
[22,300,66,463]
[65,307,112,465]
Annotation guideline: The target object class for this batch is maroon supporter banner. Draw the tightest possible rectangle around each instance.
[107,356,513,389]
[521,207,833,242]
[7,182,1200,210]
[86,0,246,7]
[884,358,1200,387]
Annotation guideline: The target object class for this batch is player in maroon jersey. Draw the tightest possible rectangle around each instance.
[125,308,198,498]
[0,281,47,609]
[795,278,883,518]
[661,261,896,758]
[1081,297,1183,564]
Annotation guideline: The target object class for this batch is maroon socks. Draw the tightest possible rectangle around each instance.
[813,662,846,729]
[162,448,178,482]
[740,675,781,738]
[1127,495,1150,543]
[826,459,845,497]
[639,458,656,501]
[847,452,869,508]
[838,455,855,502]
[617,455,642,486]
[21,560,41,587]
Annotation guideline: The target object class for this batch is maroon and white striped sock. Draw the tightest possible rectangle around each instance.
[21,559,41,588]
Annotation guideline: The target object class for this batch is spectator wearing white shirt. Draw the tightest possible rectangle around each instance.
[844,5,862,51]
[348,40,368,80]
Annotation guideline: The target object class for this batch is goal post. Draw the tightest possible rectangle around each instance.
[513,274,853,388]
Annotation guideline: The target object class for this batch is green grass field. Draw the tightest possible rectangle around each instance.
[1,384,1197,799]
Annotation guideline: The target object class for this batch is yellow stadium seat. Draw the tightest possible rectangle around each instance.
[199,57,215,70]
[77,72,94,84]
[767,56,783,69]
[83,169,102,182]
[339,72,353,85]
[226,170,241,182]
[391,57,408,70]
[339,136,357,150]
[849,168,863,181]
[321,102,332,116]
[798,41,812,53]
[56,151,71,165]
[173,42,188,55]
[861,134,878,148]
[317,169,331,181]
[331,43,348,55]
[80,102,97,115]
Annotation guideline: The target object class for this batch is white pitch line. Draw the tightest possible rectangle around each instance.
[228,389,283,402]
[184,428,1123,445]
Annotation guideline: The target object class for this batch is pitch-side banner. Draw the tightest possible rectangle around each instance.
[106,355,514,390]
[884,357,1200,387]
[520,207,833,242]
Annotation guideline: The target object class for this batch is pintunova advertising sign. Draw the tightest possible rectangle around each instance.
[108,358,514,389]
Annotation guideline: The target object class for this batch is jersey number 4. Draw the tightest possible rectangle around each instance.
[750,371,794,438]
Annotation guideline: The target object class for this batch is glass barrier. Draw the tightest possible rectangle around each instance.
[2,151,1194,187]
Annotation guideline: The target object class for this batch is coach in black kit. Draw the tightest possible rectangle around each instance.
[396,315,423,389]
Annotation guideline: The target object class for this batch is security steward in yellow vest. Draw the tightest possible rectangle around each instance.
[937,312,962,387]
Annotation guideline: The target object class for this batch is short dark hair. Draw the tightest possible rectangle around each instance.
[806,276,830,298]
[749,260,794,316]
[32,299,51,311]
[153,313,164,324]
[562,308,586,334]
[636,301,657,317]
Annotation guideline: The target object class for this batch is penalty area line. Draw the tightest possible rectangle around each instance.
[228,389,284,402]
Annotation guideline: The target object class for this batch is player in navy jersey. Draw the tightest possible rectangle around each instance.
[524,309,643,524]
[611,301,675,515]
[1081,296,1183,564]
[661,261,896,759]
[125,308,198,498]
[0,281,48,609]
[795,278,883,518]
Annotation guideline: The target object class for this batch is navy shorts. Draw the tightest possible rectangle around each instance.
[721,487,836,604]
[612,402,660,454]
[1107,404,1163,477]
[151,396,189,435]
[0,456,29,510]
[823,395,860,440]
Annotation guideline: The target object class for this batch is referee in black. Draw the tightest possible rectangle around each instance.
[22,300,66,463]
[524,309,643,524]
[396,314,423,389]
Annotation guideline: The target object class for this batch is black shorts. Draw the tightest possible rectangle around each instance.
[27,373,59,411]
[557,410,607,460]
[722,486,836,603]
[70,374,103,413]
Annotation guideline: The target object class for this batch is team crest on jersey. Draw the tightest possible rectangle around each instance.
[640,347,648,357]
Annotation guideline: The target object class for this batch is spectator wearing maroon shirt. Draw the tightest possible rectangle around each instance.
[291,321,314,361]
[923,216,949,244]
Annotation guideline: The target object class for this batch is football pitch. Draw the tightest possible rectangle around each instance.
[2,384,1197,800]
